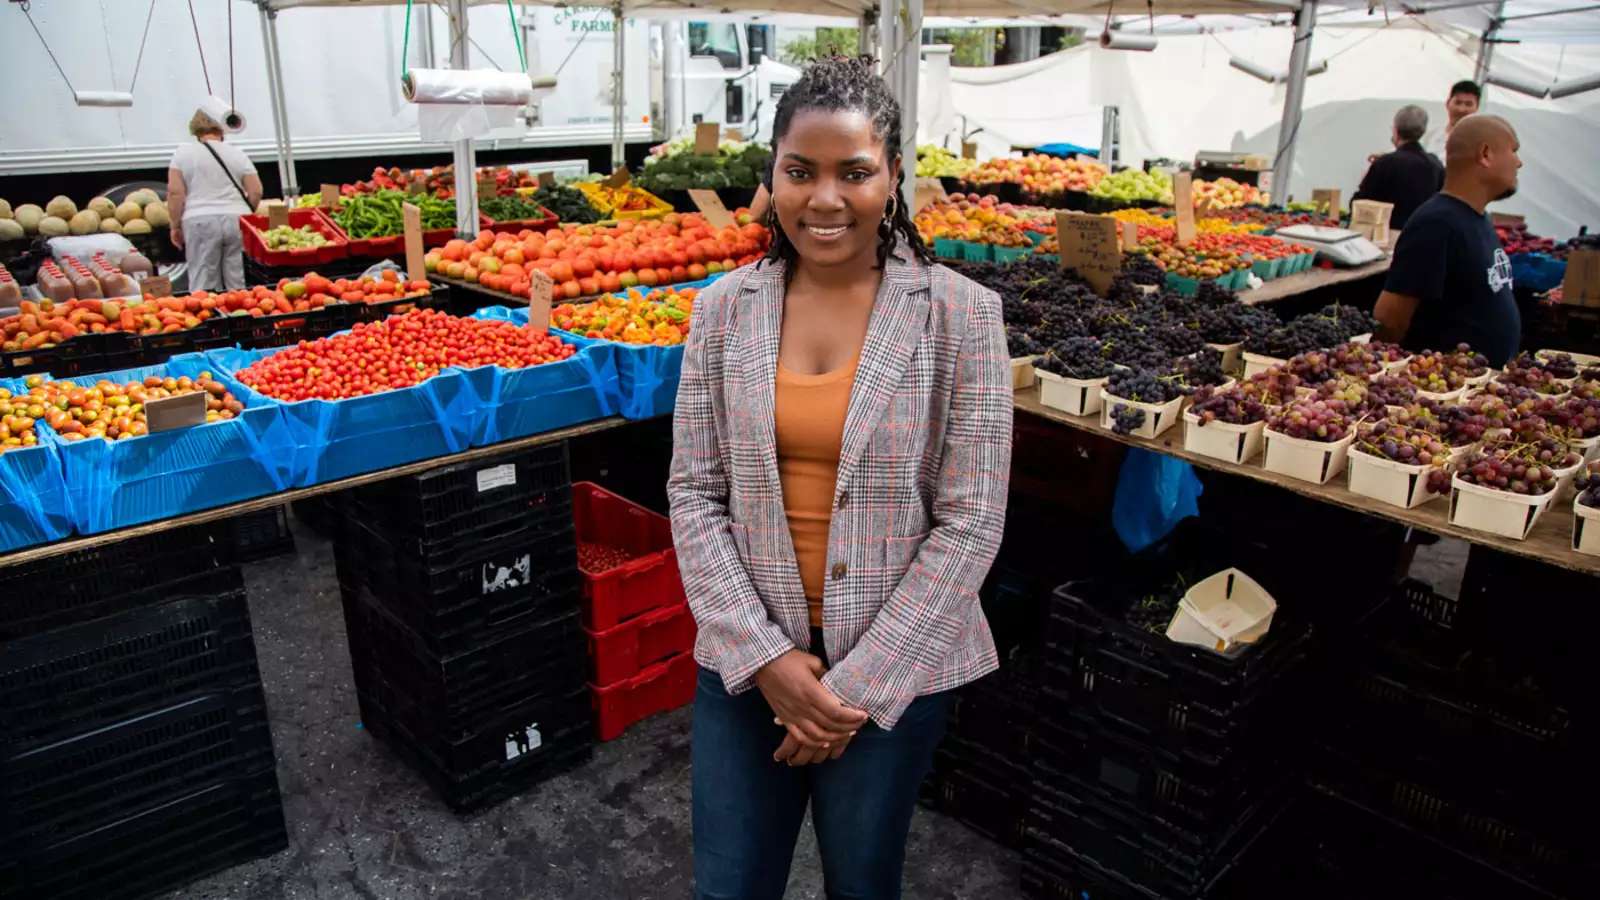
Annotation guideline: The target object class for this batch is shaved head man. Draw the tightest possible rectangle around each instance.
[1374,114,1523,367]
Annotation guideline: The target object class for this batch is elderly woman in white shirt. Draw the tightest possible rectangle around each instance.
[167,109,263,291]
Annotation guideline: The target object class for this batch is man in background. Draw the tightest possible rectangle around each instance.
[1353,105,1443,229]
[1424,80,1483,160]
[1375,114,1523,368]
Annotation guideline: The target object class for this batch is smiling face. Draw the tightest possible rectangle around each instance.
[1446,90,1480,126]
[772,108,901,272]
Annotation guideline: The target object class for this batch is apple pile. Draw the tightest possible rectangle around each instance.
[914,193,1036,246]
[1192,178,1267,211]
[1496,220,1564,257]
[1089,168,1174,205]
[425,213,768,299]
[961,155,1108,194]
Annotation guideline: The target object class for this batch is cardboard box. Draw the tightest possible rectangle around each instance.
[1562,248,1600,308]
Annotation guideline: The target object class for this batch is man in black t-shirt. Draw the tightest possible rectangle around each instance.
[1353,105,1443,230]
[1375,114,1523,367]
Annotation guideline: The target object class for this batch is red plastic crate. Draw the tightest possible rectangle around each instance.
[573,482,685,631]
[335,213,494,258]
[591,651,697,741]
[585,601,696,687]
[239,208,349,267]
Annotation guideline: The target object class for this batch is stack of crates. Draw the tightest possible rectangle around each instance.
[1022,524,1312,899]
[573,482,696,741]
[0,523,286,900]
[334,443,594,812]
[1306,576,1591,899]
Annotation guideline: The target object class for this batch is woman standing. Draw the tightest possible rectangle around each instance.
[167,108,262,291]
[668,57,1012,899]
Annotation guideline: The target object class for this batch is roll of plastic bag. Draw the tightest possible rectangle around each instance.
[404,68,532,142]
[199,94,247,132]
[74,90,134,108]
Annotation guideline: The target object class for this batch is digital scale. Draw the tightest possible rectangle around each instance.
[1272,224,1387,267]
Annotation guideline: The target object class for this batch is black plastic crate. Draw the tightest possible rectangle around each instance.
[0,559,240,643]
[222,505,296,563]
[1044,572,1313,764]
[360,686,593,812]
[0,589,261,753]
[944,654,1043,762]
[3,686,275,854]
[226,303,360,350]
[1024,768,1285,899]
[920,762,1028,849]
[1031,713,1290,841]
[289,492,344,538]
[342,588,588,741]
[347,441,570,530]
[2,767,286,900]
[340,486,574,572]
[1310,743,1583,896]
[129,318,233,365]
[337,519,581,658]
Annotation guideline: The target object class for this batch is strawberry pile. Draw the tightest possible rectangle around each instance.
[236,308,575,402]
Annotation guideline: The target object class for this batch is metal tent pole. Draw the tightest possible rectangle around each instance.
[1271,0,1317,205]
[879,0,921,212]
[612,4,626,172]
[260,5,299,197]
[447,0,478,237]
[1475,1,1509,92]
[859,8,877,58]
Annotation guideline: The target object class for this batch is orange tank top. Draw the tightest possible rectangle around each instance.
[774,354,858,628]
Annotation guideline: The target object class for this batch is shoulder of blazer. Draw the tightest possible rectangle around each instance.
[693,259,783,328]
[926,259,1004,334]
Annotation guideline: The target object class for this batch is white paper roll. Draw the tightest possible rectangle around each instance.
[402,68,535,107]
[74,90,134,108]
[200,95,247,133]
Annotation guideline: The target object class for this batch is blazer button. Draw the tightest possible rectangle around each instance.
[831,562,848,581]
[837,491,849,509]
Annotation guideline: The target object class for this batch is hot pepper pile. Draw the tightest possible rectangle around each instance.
[553,286,696,345]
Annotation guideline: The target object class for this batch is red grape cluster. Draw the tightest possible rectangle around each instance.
[1288,350,1340,385]
[1356,420,1450,467]
[1267,397,1353,442]
[1189,385,1268,426]
[1533,351,1580,379]
[1404,352,1468,393]
[1576,461,1600,509]
[1498,354,1570,396]
[1552,396,1600,439]
[1327,341,1391,377]
[1454,439,1576,495]
[1365,373,1419,410]
[1441,343,1490,379]
[1169,348,1228,392]
[1477,379,1540,405]
[1316,376,1388,418]
[1572,378,1600,402]
[1241,367,1303,407]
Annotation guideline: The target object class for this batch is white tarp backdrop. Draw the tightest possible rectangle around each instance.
[926,18,1600,237]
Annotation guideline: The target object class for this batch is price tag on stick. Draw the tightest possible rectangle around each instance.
[528,270,553,334]
[688,189,736,228]
[962,141,978,160]
[320,184,340,209]
[913,177,948,215]
[1173,172,1197,247]
[1056,211,1121,296]
[401,202,427,284]
[1121,221,1139,252]
[142,275,172,298]
[694,122,721,155]
[264,200,290,230]
[603,167,631,189]
[478,177,498,200]
[537,171,556,189]
[1311,188,1340,219]
[145,391,207,434]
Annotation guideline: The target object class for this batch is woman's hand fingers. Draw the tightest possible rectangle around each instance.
[773,733,802,763]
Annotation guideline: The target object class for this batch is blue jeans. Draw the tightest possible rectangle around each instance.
[691,663,954,900]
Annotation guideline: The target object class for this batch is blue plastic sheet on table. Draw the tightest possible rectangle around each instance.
[1036,142,1100,159]
[462,307,620,444]
[1112,448,1203,553]
[0,379,72,551]
[1509,252,1566,294]
[205,346,476,488]
[10,354,295,534]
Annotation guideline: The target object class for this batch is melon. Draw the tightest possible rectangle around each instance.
[115,201,143,224]
[122,218,153,235]
[0,219,23,241]
[0,199,12,220]
[127,188,160,208]
[99,218,124,234]
[143,200,171,227]
[38,216,69,237]
[14,204,44,233]
[45,196,77,219]
[69,210,102,235]
[88,196,116,219]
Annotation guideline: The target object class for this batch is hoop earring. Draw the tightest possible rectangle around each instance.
[883,193,899,223]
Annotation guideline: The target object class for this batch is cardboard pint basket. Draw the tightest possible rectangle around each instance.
[1347,448,1443,509]
[1263,428,1355,484]
[1011,356,1039,391]
[1242,352,1285,380]
[1100,390,1183,439]
[1182,411,1265,465]
[1037,370,1108,417]
[1166,568,1277,655]
[1574,498,1600,557]
[1206,341,1244,377]
[1448,475,1555,541]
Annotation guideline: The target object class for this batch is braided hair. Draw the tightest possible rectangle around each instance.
[761,56,932,272]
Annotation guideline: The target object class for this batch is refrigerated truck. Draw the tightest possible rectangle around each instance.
[0,2,798,186]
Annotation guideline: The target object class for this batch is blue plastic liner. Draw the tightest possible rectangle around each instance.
[16,354,296,534]
[1509,252,1566,294]
[463,307,620,444]
[1113,448,1203,553]
[206,346,478,488]
[0,380,72,551]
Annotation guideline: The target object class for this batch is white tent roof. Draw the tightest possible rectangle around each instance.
[258,0,1306,17]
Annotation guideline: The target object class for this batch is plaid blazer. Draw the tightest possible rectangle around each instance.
[667,249,1013,730]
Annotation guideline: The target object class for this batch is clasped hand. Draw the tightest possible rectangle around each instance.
[754,649,869,767]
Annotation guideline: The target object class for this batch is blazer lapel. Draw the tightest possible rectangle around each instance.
[736,261,785,495]
[835,252,931,496]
